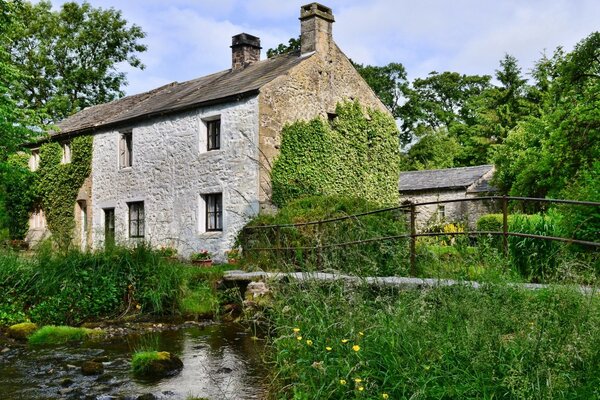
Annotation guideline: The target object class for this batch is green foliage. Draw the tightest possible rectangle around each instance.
[400,129,460,170]
[36,135,92,249]
[266,36,300,58]
[179,281,218,316]
[131,351,170,376]
[2,153,36,239]
[493,32,600,199]
[0,245,227,326]
[267,281,600,399]
[6,0,147,122]
[28,325,100,345]
[558,162,600,242]
[476,212,569,282]
[272,101,400,208]
[240,196,410,276]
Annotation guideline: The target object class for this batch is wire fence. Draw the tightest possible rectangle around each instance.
[240,196,599,277]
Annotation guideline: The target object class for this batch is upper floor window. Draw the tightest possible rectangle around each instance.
[61,142,71,164]
[29,149,40,171]
[128,201,145,238]
[119,131,133,168]
[206,119,220,151]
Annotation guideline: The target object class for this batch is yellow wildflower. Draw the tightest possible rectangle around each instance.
[306,339,313,346]
[358,386,364,391]
[354,378,362,383]
[341,339,349,343]
[326,346,332,351]
[359,331,364,336]
[352,345,360,352]
[296,336,302,341]
[382,394,389,399]
[339,379,347,385]
[293,327,300,333]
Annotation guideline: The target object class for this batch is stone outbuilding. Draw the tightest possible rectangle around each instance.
[399,165,498,229]
[26,3,390,260]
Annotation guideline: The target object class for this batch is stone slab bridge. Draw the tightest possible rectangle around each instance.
[223,270,597,297]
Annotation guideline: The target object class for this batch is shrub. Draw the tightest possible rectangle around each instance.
[239,196,410,276]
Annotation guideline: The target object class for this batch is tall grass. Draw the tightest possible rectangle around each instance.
[0,244,221,325]
[265,280,600,399]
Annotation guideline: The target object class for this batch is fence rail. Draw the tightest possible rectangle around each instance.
[242,196,599,275]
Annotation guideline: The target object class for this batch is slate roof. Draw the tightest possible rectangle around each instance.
[54,51,310,137]
[399,165,496,193]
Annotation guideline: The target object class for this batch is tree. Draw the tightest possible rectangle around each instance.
[266,37,300,58]
[352,61,410,143]
[7,1,147,122]
[492,32,600,199]
[400,129,460,171]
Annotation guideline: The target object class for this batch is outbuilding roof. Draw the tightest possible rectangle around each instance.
[399,164,496,193]
[54,51,309,137]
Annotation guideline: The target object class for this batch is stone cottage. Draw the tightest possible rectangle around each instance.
[399,165,498,229]
[26,3,388,260]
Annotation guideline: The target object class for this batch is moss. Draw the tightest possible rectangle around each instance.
[271,101,400,208]
[7,322,38,340]
[28,325,102,345]
[131,351,183,378]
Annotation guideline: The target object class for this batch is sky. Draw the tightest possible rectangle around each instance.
[53,0,600,96]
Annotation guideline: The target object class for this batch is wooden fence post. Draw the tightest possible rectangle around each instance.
[410,204,416,276]
[502,195,508,257]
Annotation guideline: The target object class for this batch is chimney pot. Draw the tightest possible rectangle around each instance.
[231,33,261,71]
[300,3,335,55]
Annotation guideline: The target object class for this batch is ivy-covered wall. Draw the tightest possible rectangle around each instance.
[3,135,93,247]
[271,101,400,207]
[37,135,93,248]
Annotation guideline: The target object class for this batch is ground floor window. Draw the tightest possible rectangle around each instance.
[205,193,222,231]
[104,208,115,247]
[128,201,145,238]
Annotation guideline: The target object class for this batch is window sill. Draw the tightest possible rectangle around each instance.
[119,167,133,173]
[198,231,223,238]
[199,149,223,157]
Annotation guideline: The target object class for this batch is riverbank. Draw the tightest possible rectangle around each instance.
[0,245,238,327]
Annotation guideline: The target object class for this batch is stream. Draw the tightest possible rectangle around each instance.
[0,322,268,399]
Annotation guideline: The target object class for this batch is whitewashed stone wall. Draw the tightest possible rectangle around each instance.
[91,96,260,261]
[400,189,499,230]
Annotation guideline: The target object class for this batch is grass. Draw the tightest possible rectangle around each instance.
[131,351,170,376]
[0,244,229,326]
[264,280,600,399]
[179,281,219,316]
[28,325,102,345]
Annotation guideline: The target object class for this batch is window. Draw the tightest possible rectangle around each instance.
[206,119,220,151]
[205,193,223,231]
[61,142,71,164]
[29,149,40,171]
[119,131,133,168]
[29,208,46,229]
[104,208,115,248]
[436,205,446,219]
[128,201,145,238]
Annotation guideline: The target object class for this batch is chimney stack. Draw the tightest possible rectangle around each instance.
[300,3,335,55]
[231,33,261,71]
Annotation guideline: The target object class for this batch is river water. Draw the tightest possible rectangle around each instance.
[0,322,268,399]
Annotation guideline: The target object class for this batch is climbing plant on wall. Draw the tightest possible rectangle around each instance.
[36,135,93,249]
[271,101,400,207]
[2,153,37,240]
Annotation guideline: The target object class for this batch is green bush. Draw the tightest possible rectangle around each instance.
[239,196,410,276]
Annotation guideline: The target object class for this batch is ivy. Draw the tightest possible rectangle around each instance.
[36,135,93,249]
[3,153,36,240]
[271,101,400,207]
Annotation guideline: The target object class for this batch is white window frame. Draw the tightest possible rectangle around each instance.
[200,116,221,153]
[61,142,71,164]
[198,192,223,233]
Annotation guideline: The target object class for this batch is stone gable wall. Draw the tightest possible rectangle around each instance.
[258,44,390,210]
